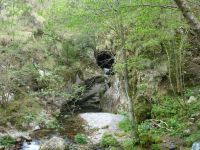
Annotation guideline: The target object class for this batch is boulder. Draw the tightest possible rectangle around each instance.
[187,96,197,104]
[40,137,67,150]
[79,113,125,144]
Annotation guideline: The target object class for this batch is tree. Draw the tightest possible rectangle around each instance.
[174,0,200,37]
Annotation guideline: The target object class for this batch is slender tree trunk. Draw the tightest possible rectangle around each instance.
[118,13,139,140]
[174,0,200,36]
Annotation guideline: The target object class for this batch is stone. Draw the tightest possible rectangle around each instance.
[168,143,176,150]
[6,122,12,128]
[39,137,67,150]
[79,113,125,145]
[187,96,197,104]
[183,129,192,136]
[192,142,200,150]
[189,118,196,123]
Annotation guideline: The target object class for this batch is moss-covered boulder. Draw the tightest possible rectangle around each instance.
[39,137,68,150]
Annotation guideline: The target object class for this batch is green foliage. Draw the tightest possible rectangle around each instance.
[46,118,60,130]
[0,97,42,128]
[118,118,132,133]
[151,96,183,119]
[100,133,118,148]
[0,136,15,148]
[121,139,135,150]
[185,130,200,146]
[74,133,87,144]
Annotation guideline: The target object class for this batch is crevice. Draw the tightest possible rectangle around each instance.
[95,51,115,75]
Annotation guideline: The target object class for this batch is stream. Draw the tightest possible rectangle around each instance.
[20,140,40,150]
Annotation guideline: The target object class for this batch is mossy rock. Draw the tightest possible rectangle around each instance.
[39,137,68,150]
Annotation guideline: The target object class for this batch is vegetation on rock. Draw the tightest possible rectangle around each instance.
[0,0,200,149]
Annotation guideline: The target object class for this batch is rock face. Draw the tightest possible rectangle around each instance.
[39,137,67,150]
[60,76,108,117]
[101,75,128,113]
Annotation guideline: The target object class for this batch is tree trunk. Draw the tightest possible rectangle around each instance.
[174,0,200,36]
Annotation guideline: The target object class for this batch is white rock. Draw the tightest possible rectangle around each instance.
[187,96,197,104]
[79,113,125,144]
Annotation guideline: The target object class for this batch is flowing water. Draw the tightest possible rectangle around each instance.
[20,140,41,150]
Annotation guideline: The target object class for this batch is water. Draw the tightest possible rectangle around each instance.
[192,142,200,150]
[21,140,41,150]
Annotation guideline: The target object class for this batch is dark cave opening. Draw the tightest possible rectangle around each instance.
[96,51,115,75]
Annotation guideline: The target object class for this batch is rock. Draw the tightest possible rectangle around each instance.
[192,142,200,150]
[189,118,196,123]
[79,113,125,144]
[22,135,32,141]
[6,122,12,128]
[191,112,200,119]
[40,137,67,150]
[188,96,197,104]
[168,143,176,150]
[183,129,192,136]
[33,125,40,131]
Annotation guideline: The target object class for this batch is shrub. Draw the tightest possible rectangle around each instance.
[118,118,132,133]
[100,133,118,148]
[121,139,135,150]
[0,136,15,147]
[74,133,87,144]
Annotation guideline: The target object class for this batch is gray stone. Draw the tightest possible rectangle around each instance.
[183,129,191,136]
[40,137,67,150]
[187,96,197,104]
[168,143,176,150]
[192,142,200,150]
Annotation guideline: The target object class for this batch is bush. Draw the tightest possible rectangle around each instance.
[121,139,135,150]
[0,136,15,148]
[118,118,132,133]
[100,133,118,148]
[74,133,87,144]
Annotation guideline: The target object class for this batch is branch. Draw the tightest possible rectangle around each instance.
[131,4,178,9]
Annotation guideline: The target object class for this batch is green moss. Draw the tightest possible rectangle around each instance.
[100,133,118,148]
